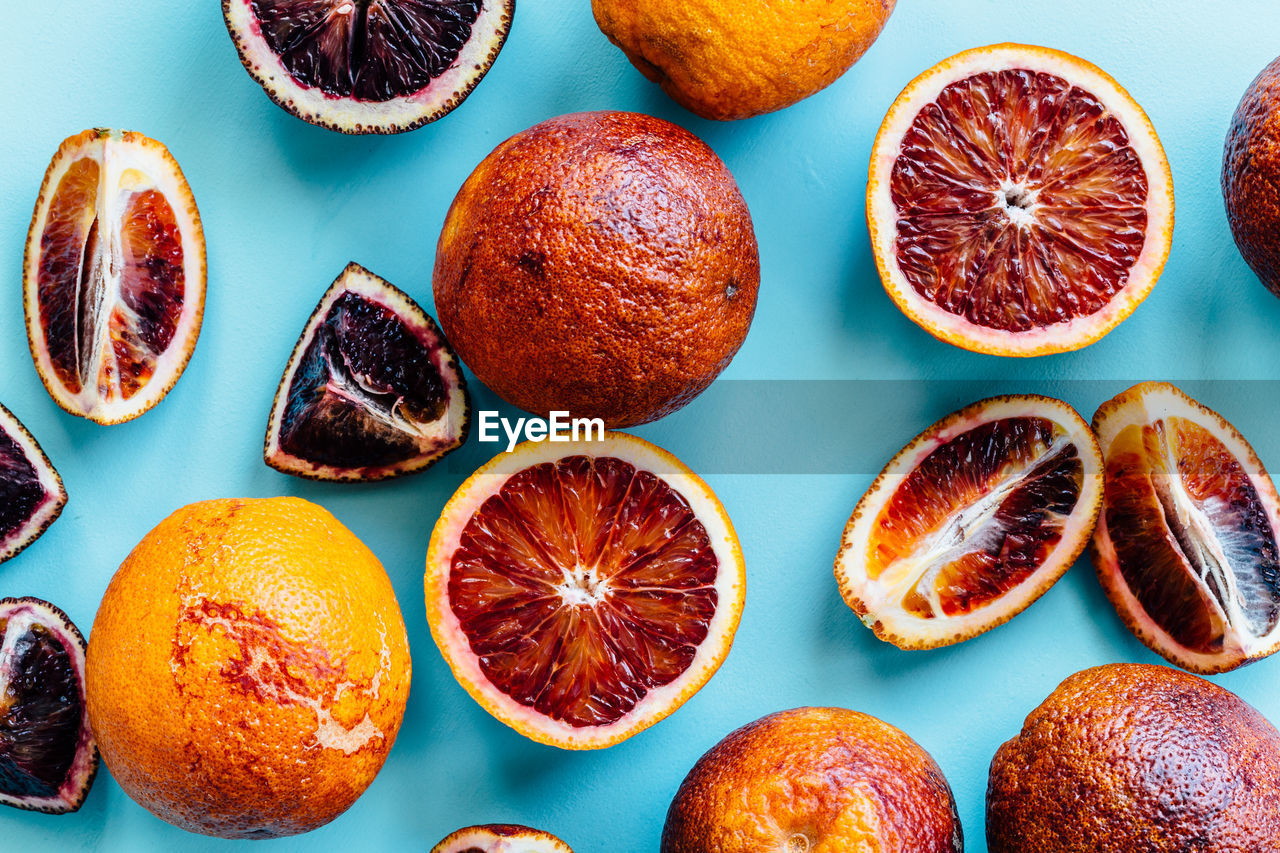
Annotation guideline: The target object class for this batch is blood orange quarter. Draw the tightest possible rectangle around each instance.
[424,433,745,749]
[24,129,206,424]
[835,395,1103,649]
[867,44,1174,356]
[1091,382,1280,674]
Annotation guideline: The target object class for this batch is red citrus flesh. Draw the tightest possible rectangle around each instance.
[449,455,718,728]
[868,417,1086,618]
[892,70,1148,332]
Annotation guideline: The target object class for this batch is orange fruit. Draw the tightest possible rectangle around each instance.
[987,663,1280,851]
[433,111,759,428]
[593,0,897,121]
[24,129,206,424]
[425,432,745,749]
[1091,382,1280,673]
[0,402,66,565]
[835,395,1103,649]
[1223,55,1280,297]
[85,498,411,838]
[661,707,962,852]
[432,824,574,853]
[867,44,1174,355]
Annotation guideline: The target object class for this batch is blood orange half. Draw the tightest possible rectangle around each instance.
[1091,382,1280,674]
[24,129,206,425]
[867,44,1174,356]
[425,433,744,749]
[431,824,574,853]
[835,395,1103,649]
[0,404,66,566]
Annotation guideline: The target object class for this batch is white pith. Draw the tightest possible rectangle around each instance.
[867,44,1175,356]
[425,433,745,750]
[264,262,468,481]
[432,826,573,853]
[0,598,97,813]
[1092,382,1280,672]
[224,0,512,133]
[0,406,66,563]
[836,396,1103,647]
[24,130,205,424]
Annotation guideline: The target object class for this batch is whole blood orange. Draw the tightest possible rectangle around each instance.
[24,129,206,424]
[425,433,745,749]
[85,498,411,839]
[867,45,1174,355]
[1224,55,1280,296]
[661,707,962,853]
[1091,382,1280,673]
[593,0,897,121]
[835,395,1102,649]
[433,111,759,428]
[987,664,1280,852]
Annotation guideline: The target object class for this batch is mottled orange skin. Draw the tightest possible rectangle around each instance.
[433,111,759,428]
[1224,56,1280,297]
[987,664,1280,852]
[85,498,411,839]
[593,0,896,121]
[662,707,963,853]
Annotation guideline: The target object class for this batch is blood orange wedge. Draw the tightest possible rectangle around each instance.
[424,433,745,749]
[264,263,469,481]
[223,0,514,134]
[432,824,574,853]
[867,44,1174,356]
[1091,382,1280,674]
[24,129,206,425]
[834,395,1103,649]
[0,404,66,565]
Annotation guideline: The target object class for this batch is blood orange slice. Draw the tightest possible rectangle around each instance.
[264,263,469,481]
[425,433,744,749]
[223,0,514,134]
[24,129,206,425]
[1091,382,1280,674]
[0,404,66,566]
[867,44,1174,355]
[432,824,574,853]
[835,395,1102,648]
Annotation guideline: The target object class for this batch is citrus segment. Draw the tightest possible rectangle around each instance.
[868,44,1174,355]
[265,263,469,481]
[432,824,575,853]
[1091,382,1280,673]
[0,404,66,565]
[24,129,205,424]
[426,434,744,749]
[0,597,98,815]
[836,395,1102,648]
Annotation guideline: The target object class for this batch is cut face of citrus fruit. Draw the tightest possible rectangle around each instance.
[425,433,744,749]
[835,395,1103,649]
[265,263,469,481]
[432,824,574,853]
[223,0,513,134]
[24,129,206,425]
[867,44,1174,355]
[1090,382,1280,674]
[0,597,98,815]
[0,404,66,565]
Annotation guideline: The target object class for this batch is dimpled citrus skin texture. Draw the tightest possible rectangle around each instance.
[987,664,1280,852]
[433,111,759,428]
[85,498,411,839]
[592,0,896,121]
[1224,55,1280,297]
[661,708,963,853]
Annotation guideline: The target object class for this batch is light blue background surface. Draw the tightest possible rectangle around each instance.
[5,1,1280,850]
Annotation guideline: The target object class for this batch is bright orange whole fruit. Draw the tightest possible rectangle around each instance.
[662,707,963,852]
[987,664,1280,852]
[433,111,760,428]
[85,498,411,839]
[593,0,897,121]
